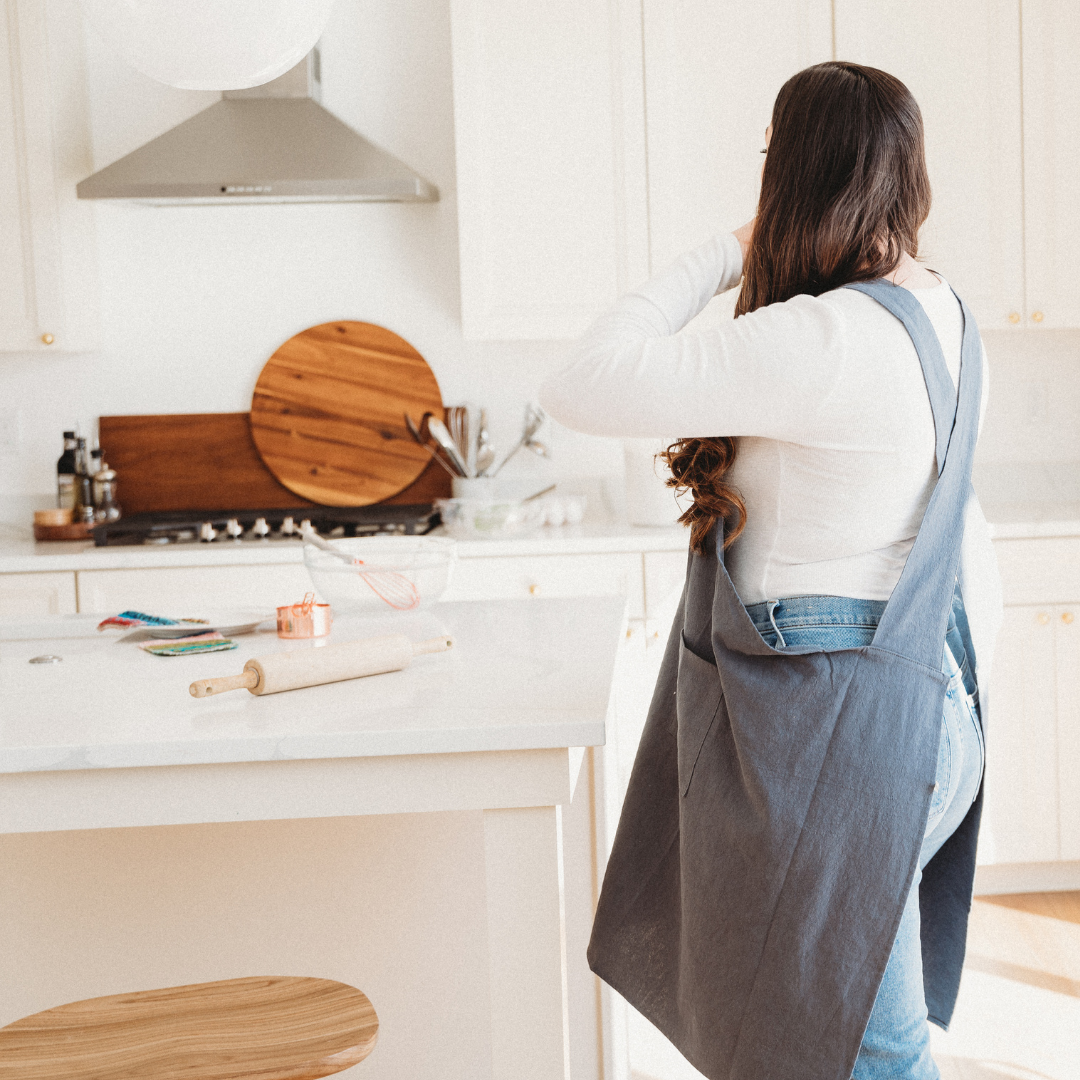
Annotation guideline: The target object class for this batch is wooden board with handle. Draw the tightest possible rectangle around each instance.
[250,320,444,506]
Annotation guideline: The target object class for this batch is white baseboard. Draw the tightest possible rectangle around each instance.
[973,860,1080,895]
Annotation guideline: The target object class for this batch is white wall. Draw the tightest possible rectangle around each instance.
[0,0,621,505]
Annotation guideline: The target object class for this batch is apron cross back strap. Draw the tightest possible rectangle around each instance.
[716,279,983,673]
[841,280,983,670]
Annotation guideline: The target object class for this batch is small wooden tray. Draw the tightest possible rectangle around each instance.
[34,521,94,541]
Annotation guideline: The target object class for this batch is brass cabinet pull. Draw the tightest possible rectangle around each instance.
[1008,312,1021,324]
[1063,612,1075,625]
[40,332,55,345]
[1037,612,1050,625]
[1031,311,1045,323]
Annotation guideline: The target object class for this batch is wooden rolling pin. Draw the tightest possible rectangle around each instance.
[189,634,453,698]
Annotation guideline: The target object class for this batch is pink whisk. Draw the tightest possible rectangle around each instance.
[302,526,421,612]
[351,558,420,611]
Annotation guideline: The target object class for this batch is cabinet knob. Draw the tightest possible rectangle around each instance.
[528,583,540,596]
[1031,311,1045,323]
[1008,311,1021,324]
[40,332,55,345]
[1063,612,1075,625]
[1037,612,1050,625]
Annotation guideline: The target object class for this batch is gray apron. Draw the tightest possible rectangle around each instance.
[588,280,984,1080]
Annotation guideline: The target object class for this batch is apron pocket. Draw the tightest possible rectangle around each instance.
[677,633,725,796]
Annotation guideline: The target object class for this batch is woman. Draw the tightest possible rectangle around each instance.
[539,63,1003,1080]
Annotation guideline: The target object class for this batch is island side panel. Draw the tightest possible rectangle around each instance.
[483,805,571,1080]
[0,811,494,1080]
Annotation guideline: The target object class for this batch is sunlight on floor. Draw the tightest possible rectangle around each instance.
[930,891,1080,1080]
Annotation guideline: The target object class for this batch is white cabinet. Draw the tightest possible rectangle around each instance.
[982,605,1059,864]
[449,0,624,339]
[0,0,98,353]
[75,565,316,615]
[1020,0,1080,328]
[643,0,832,275]
[1058,608,1080,860]
[981,538,1080,869]
[834,0,1025,331]
[445,553,646,618]
[0,571,76,616]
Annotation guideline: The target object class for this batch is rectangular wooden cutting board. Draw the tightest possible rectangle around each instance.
[98,413,451,515]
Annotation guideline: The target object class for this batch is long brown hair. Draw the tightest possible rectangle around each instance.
[662,61,932,553]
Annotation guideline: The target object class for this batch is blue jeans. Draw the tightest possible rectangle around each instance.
[744,594,985,1080]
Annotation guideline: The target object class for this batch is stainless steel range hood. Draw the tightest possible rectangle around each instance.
[77,50,437,204]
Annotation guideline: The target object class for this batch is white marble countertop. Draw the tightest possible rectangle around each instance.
[0,597,624,774]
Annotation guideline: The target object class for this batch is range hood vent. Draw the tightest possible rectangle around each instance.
[77,50,437,204]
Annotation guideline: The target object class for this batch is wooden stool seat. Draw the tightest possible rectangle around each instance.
[0,976,378,1080]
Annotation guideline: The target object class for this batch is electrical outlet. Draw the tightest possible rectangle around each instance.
[0,410,21,453]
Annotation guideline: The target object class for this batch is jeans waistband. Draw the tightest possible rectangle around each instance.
[744,594,972,694]
[744,594,888,631]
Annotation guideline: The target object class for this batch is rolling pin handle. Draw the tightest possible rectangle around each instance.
[189,669,260,698]
[412,636,454,656]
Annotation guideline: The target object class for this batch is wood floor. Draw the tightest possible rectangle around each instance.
[628,892,1080,1080]
[931,891,1080,1080]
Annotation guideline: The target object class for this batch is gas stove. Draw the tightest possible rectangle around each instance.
[91,505,440,547]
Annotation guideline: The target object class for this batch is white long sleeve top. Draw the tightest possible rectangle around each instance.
[539,232,1003,681]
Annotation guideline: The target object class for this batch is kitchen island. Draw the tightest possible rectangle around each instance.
[0,597,625,1080]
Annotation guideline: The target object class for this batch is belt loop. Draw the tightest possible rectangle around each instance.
[767,600,787,649]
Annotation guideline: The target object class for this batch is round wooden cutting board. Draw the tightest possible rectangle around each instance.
[250,321,443,506]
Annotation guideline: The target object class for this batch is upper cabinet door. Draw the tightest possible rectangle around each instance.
[643,0,832,277]
[1021,0,1080,330]
[450,0,623,340]
[835,0,1025,332]
[0,0,98,353]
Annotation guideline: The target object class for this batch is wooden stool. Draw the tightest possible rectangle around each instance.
[0,976,378,1080]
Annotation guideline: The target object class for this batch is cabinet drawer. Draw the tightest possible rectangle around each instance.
[993,538,1080,605]
[444,553,644,618]
[0,572,77,617]
[76,565,315,615]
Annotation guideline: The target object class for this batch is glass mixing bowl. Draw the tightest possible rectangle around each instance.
[303,535,457,615]
[434,497,545,540]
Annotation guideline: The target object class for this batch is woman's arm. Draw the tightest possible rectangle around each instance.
[538,231,847,440]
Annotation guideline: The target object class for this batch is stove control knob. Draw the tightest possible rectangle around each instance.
[198,522,218,543]
[299,519,313,536]
[251,517,270,538]
[226,517,244,540]
[280,516,296,536]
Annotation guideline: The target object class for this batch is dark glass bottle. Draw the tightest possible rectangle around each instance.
[57,431,77,509]
[73,438,94,518]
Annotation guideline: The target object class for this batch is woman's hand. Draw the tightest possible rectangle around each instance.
[733,218,756,263]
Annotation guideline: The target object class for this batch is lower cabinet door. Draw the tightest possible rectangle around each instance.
[982,604,1060,864]
[1056,603,1080,859]
[0,572,77,617]
[75,565,316,615]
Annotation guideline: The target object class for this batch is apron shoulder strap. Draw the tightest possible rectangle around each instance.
[843,280,984,668]
[844,280,957,475]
